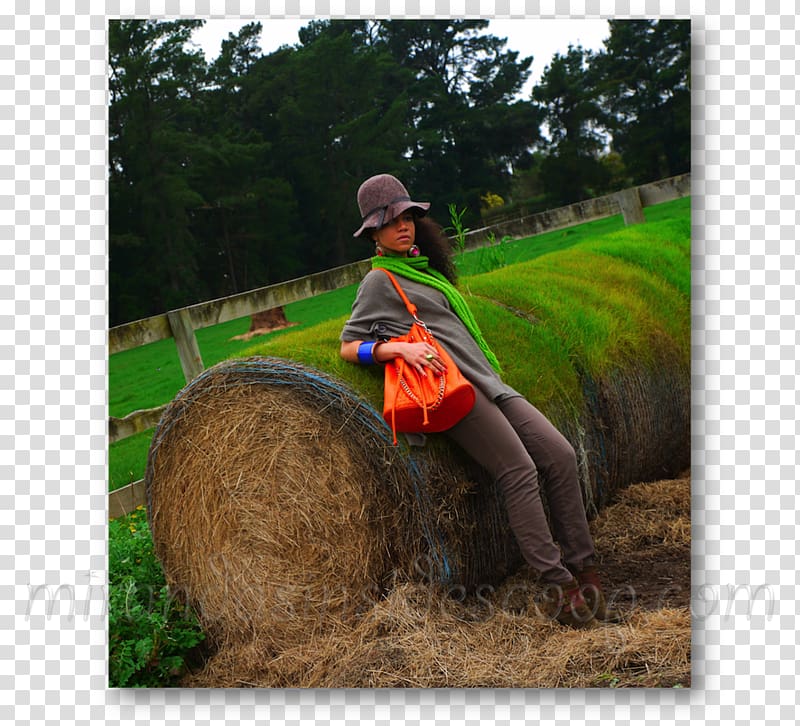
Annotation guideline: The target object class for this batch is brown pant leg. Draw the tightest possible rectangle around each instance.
[495,396,596,571]
[445,389,575,584]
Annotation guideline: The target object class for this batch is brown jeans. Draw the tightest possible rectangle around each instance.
[446,389,595,584]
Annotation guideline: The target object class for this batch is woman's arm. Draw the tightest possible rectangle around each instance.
[340,340,446,374]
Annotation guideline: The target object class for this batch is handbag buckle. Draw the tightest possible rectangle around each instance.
[412,313,430,332]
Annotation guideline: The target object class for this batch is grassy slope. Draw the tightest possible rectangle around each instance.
[108,198,690,491]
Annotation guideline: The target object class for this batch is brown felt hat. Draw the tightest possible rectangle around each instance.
[353,174,430,237]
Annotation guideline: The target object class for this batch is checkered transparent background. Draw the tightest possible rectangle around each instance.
[1,0,796,723]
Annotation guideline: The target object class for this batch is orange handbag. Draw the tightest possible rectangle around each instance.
[376,269,476,445]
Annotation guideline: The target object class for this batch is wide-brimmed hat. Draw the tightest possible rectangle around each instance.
[353,174,430,237]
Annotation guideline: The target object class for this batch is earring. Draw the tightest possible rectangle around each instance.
[407,244,420,257]
[375,245,384,257]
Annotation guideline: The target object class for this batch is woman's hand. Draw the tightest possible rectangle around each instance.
[340,339,446,375]
[381,341,446,376]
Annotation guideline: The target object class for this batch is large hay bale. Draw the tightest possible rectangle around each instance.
[145,357,521,653]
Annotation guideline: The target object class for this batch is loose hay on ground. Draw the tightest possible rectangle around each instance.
[181,476,691,688]
[183,586,690,689]
[591,477,691,555]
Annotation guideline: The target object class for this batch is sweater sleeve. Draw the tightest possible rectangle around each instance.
[339,270,412,343]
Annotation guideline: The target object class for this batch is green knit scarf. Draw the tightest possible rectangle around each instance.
[372,255,502,373]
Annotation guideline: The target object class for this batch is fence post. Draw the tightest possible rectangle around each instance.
[616,187,646,225]
[167,308,204,382]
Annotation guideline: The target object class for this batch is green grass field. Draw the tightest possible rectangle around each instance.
[108,196,690,492]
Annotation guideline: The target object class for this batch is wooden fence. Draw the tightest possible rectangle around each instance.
[108,174,690,518]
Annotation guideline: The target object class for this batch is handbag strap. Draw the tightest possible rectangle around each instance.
[375,268,422,322]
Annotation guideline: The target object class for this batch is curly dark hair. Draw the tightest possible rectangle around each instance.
[412,214,458,284]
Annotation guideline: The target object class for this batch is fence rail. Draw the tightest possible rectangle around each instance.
[108,174,690,517]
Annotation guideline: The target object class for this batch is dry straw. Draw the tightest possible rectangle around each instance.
[180,476,691,688]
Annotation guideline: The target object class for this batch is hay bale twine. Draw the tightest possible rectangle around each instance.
[145,357,520,653]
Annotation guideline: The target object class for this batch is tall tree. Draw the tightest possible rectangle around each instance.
[238,22,416,266]
[207,21,264,88]
[372,20,543,225]
[191,23,306,297]
[109,19,208,324]
[532,45,609,206]
[593,19,690,183]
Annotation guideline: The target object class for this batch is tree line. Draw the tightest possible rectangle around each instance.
[109,18,689,326]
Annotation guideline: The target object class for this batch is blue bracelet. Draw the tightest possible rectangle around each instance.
[357,341,377,365]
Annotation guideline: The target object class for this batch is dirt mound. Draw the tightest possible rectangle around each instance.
[230,308,298,341]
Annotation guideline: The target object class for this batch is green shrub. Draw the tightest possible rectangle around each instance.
[108,507,205,687]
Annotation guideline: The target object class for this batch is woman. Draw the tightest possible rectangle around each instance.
[340,174,619,629]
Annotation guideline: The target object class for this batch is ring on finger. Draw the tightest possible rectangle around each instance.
[425,353,434,360]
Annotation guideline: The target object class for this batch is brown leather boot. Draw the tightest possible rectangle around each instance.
[542,578,599,629]
[567,565,623,623]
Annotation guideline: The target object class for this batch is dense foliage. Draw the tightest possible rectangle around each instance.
[108,506,205,687]
[109,18,689,325]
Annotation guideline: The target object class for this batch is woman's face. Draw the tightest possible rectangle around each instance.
[373,210,416,256]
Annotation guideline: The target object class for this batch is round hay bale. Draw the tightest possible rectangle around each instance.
[145,357,521,653]
[565,358,690,516]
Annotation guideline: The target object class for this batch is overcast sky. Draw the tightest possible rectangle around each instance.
[190,18,611,98]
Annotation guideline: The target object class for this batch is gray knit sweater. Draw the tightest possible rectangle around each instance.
[340,269,520,403]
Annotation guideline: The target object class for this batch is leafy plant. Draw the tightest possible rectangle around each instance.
[445,202,470,255]
[480,191,505,210]
[596,672,621,687]
[108,506,206,687]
